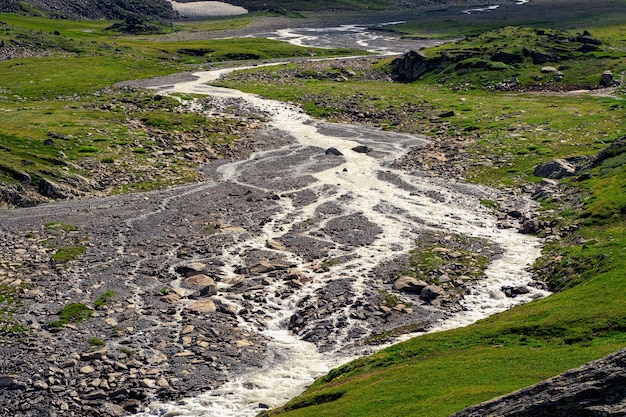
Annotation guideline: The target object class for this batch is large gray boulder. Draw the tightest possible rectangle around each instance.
[450,348,626,417]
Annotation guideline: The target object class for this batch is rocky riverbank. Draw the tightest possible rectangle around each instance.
[0,62,549,417]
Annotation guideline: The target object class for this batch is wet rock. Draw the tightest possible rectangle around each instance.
[325,147,343,156]
[501,286,531,298]
[352,145,372,154]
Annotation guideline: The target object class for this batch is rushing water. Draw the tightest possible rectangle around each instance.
[131,56,547,415]
[134,6,539,414]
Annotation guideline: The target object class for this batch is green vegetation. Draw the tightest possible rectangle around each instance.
[50,303,93,328]
[51,244,86,262]
[0,283,29,335]
[88,337,105,347]
[0,13,364,201]
[94,290,115,309]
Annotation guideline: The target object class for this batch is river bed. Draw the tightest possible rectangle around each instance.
[130,55,547,416]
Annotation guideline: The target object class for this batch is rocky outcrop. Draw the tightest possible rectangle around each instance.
[391,51,441,83]
[449,348,626,417]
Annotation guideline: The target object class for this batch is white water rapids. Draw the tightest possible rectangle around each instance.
[133,58,548,416]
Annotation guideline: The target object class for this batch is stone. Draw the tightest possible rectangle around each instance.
[352,145,372,154]
[100,403,126,417]
[540,66,558,73]
[81,349,107,361]
[501,286,531,298]
[175,262,207,277]
[80,365,95,374]
[183,274,218,296]
[187,299,216,314]
[33,380,49,390]
[420,285,446,300]
[325,147,343,156]
[249,261,287,274]
[84,389,107,400]
[600,70,613,87]
[533,159,576,179]
[266,239,286,251]
[393,276,428,294]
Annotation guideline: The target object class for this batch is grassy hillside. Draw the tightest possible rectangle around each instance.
[0,13,363,203]
[210,13,626,417]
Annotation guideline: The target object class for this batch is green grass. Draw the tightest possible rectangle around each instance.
[94,290,115,309]
[51,244,86,262]
[50,303,93,328]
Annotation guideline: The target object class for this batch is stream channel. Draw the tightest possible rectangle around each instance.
[132,17,546,417]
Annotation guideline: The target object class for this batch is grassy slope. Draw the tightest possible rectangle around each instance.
[0,13,364,194]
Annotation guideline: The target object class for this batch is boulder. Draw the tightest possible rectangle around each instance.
[574,31,602,46]
[491,51,522,65]
[249,261,288,274]
[540,66,558,73]
[527,50,558,65]
[533,159,576,179]
[391,50,437,83]
[175,262,207,277]
[600,70,613,87]
[38,177,71,199]
[450,348,626,417]
[393,276,428,294]
[352,145,372,154]
[325,147,343,156]
[183,274,218,296]
[187,299,216,314]
[420,284,447,300]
